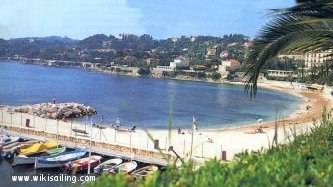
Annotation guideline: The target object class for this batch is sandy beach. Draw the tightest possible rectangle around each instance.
[0,80,331,164]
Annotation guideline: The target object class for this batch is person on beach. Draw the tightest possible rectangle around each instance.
[52,96,56,104]
[115,118,121,130]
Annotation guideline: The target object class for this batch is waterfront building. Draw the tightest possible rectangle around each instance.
[304,50,332,67]
[267,70,296,78]
[218,59,241,73]
[169,56,190,69]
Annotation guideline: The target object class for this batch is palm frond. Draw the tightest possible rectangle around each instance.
[244,0,333,97]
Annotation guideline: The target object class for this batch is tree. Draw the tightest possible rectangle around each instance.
[137,68,151,76]
[211,72,221,80]
[244,0,333,96]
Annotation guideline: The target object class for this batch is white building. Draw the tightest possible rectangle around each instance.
[304,50,332,67]
[267,70,296,78]
[170,57,190,69]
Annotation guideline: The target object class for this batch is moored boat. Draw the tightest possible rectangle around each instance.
[109,161,137,175]
[19,141,58,155]
[132,165,159,180]
[64,155,102,172]
[0,135,20,146]
[93,158,122,174]
[35,149,86,169]
[12,146,66,166]
[1,140,38,158]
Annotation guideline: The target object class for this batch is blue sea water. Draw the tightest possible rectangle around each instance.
[0,61,301,129]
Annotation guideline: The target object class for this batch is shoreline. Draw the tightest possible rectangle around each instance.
[1,59,328,133]
[1,59,332,160]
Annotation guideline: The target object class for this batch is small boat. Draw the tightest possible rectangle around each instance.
[12,146,66,166]
[19,141,58,155]
[64,155,102,172]
[109,161,137,175]
[35,149,86,169]
[93,158,122,174]
[1,140,38,158]
[0,135,20,146]
[132,165,159,180]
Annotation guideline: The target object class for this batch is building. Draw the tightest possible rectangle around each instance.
[190,36,197,42]
[170,56,190,69]
[304,50,332,67]
[219,50,229,58]
[219,59,241,72]
[206,46,218,56]
[267,70,296,78]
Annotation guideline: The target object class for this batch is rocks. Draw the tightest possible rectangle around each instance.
[6,103,97,120]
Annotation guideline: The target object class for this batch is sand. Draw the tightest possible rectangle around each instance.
[0,80,331,163]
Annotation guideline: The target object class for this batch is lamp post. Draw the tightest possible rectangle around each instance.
[190,116,197,159]
[87,118,93,175]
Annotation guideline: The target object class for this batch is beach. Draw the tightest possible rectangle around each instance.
[0,80,331,164]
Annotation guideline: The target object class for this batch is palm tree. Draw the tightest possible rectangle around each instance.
[244,0,333,97]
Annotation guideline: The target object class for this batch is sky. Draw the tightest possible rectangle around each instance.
[0,0,295,40]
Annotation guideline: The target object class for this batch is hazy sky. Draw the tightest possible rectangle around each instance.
[0,0,295,39]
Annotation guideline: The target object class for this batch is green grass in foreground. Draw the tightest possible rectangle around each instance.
[84,114,333,187]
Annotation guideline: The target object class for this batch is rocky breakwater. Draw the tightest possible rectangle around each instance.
[6,103,97,120]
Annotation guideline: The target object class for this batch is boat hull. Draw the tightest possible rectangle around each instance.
[93,158,122,174]
[35,149,86,169]
[64,156,102,172]
[12,156,35,166]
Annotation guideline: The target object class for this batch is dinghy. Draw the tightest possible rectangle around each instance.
[1,140,38,158]
[132,165,159,180]
[93,158,122,174]
[12,146,66,166]
[19,141,58,155]
[64,155,102,172]
[0,135,20,146]
[109,161,137,175]
[35,149,86,169]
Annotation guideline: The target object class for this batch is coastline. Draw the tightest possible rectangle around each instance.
[0,59,332,161]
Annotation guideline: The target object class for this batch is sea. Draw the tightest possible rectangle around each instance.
[0,61,301,129]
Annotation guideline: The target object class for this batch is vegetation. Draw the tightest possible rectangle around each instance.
[85,113,333,187]
[0,34,249,68]
[137,68,151,76]
[244,0,333,96]
[211,72,222,80]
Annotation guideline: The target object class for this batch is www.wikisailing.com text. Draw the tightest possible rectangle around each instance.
[11,174,95,184]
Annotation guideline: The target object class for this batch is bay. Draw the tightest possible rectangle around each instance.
[0,61,301,129]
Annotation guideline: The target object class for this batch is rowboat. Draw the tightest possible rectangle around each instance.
[12,146,66,166]
[0,135,20,146]
[35,149,86,169]
[64,155,102,172]
[19,141,58,155]
[109,161,137,175]
[93,158,122,174]
[1,140,38,158]
[132,165,159,180]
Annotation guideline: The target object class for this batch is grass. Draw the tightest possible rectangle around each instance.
[83,112,333,187]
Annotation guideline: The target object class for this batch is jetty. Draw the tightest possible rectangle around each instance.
[0,108,173,167]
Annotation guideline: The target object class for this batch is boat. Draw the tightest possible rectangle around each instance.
[19,141,58,155]
[1,140,38,158]
[132,165,159,180]
[109,161,137,175]
[93,158,122,174]
[64,155,102,172]
[0,135,20,146]
[35,149,86,169]
[12,146,66,166]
